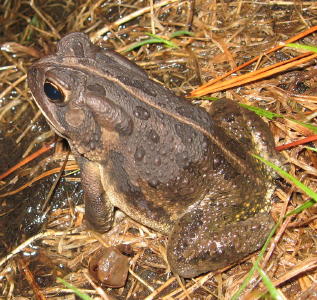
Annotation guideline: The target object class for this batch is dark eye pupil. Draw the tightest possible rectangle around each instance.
[44,82,64,102]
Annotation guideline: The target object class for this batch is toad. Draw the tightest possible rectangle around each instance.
[28,32,284,278]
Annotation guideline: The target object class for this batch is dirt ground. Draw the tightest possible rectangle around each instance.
[1,0,317,299]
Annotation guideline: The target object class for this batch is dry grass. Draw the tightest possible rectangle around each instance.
[1,0,317,299]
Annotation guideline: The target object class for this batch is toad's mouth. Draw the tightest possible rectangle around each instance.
[46,119,69,140]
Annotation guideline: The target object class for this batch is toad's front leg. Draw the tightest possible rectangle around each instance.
[77,157,114,232]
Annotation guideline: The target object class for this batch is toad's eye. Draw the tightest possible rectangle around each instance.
[44,81,64,103]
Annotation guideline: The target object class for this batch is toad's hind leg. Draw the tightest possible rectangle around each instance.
[208,98,284,170]
[167,206,274,278]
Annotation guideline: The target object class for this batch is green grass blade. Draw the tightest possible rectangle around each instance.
[286,43,317,53]
[57,278,93,300]
[198,99,317,133]
[239,103,282,120]
[253,154,317,203]
[256,266,285,300]
[305,146,317,152]
[124,36,177,52]
[286,198,316,216]
[295,121,317,133]
[145,33,176,45]
[240,103,317,133]
[231,221,280,300]
[124,31,196,52]
[169,30,194,38]
[233,154,317,299]
[239,103,317,131]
